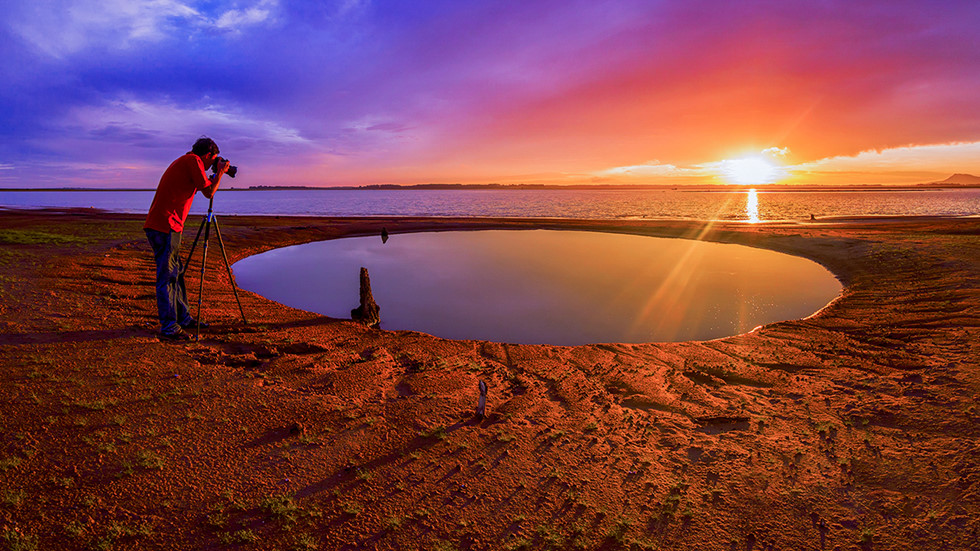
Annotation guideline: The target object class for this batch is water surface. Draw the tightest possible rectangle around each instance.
[2,188,978,220]
[233,230,841,345]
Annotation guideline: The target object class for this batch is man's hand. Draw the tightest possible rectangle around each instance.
[215,158,231,174]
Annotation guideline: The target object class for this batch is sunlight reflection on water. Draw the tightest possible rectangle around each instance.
[746,189,760,223]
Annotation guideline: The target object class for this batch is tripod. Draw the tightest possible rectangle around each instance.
[182,196,248,339]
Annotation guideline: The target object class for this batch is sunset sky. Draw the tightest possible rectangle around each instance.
[1,0,979,188]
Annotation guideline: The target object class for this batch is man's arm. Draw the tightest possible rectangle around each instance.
[201,159,229,199]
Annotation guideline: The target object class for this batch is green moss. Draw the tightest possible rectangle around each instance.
[1,529,38,551]
[260,495,300,521]
[0,230,87,245]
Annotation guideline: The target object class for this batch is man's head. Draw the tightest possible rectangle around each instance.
[191,137,220,168]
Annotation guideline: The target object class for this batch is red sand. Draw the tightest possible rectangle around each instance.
[1,209,978,550]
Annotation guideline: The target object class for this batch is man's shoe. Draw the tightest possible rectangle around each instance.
[160,328,192,341]
[180,319,210,330]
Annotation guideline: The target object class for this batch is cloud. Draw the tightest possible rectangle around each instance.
[794,142,980,174]
[342,115,413,135]
[7,97,317,188]
[596,161,700,178]
[216,0,280,31]
[6,0,283,57]
[69,97,312,154]
[6,0,200,57]
[762,147,790,158]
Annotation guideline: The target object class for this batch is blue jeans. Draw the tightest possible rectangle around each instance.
[145,229,194,333]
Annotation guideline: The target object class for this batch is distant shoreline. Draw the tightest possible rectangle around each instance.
[2,183,980,193]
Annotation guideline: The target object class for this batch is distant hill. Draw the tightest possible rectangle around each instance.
[935,173,980,186]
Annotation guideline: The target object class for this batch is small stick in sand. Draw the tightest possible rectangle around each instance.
[476,380,488,417]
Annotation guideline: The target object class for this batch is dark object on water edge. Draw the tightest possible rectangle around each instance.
[381,227,389,243]
[351,267,381,328]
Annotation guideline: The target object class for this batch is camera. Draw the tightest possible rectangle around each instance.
[214,157,238,178]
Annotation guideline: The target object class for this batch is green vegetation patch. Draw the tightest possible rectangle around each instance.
[260,495,301,522]
[0,230,87,246]
[1,529,38,551]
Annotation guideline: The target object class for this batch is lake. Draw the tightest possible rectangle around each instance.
[2,188,979,221]
[232,230,842,345]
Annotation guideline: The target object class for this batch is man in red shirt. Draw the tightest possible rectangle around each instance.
[145,137,230,340]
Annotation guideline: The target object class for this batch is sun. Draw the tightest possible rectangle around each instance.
[719,156,784,186]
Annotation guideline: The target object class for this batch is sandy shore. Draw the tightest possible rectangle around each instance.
[1,208,978,550]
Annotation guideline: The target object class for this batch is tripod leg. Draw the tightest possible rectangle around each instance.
[195,218,212,341]
[181,216,208,277]
[211,217,248,325]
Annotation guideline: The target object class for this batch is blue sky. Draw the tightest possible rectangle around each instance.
[2,0,979,188]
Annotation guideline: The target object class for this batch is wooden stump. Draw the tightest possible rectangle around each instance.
[350,267,381,328]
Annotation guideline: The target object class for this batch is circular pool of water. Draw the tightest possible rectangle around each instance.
[232,229,841,345]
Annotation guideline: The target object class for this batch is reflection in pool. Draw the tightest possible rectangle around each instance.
[232,230,841,345]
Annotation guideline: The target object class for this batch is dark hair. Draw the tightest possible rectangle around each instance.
[191,137,220,157]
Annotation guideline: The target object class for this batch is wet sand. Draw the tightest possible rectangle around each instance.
[0,208,978,550]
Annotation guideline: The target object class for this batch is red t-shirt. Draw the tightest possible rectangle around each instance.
[144,153,211,233]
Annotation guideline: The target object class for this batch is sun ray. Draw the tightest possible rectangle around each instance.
[627,193,743,339]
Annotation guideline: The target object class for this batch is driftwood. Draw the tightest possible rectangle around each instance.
[350,267,381,328]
